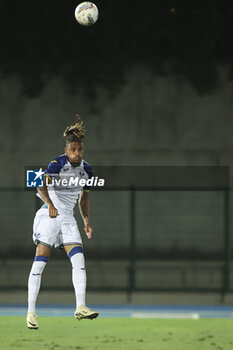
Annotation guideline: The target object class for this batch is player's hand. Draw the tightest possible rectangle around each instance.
[84,224,93,239]
[48,204,59,218]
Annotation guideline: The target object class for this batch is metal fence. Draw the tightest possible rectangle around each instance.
[0,187,231,294]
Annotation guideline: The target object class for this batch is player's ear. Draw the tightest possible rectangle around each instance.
[64,147,67,154]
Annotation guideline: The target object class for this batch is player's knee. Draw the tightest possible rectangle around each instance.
[30,256,48,275]
[67,245,85,269]
[67,245,84,259]
[36,243,51,257]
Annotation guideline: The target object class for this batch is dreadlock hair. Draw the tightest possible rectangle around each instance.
[63,115,86,145]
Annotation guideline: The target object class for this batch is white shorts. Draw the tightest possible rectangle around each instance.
[33,208,82,249]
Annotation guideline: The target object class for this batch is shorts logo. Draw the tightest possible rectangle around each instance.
[26,168,45,188]
[34,232,41,238]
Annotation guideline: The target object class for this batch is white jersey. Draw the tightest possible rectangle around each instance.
[37,154,93,215]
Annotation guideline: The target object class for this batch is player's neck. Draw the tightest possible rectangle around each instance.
[69,160,81,167]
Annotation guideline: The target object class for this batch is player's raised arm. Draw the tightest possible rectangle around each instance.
[79,190,93,239]
[37,176,58,218]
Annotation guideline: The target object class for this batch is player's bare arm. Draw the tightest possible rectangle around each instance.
[79,190,93,239]
[37,177,58,218]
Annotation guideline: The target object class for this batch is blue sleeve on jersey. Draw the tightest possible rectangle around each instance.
[83,161,93,190]
[45,161,61,178]
[45,154,68,178]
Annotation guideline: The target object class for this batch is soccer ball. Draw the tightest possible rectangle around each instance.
[75,2,99,26]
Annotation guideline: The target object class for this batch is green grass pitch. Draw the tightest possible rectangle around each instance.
[1,316,233,350]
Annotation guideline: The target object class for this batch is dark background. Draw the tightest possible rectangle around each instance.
[1,1,233,181]
[1,0,233,96]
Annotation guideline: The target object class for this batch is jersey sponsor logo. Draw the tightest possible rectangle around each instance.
[26,169,44,188]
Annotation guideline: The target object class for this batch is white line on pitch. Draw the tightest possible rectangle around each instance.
[131,312,200,319]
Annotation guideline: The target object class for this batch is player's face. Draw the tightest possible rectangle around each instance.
[65,142,84,164]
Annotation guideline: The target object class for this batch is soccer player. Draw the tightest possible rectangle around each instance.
[26,116,98,329]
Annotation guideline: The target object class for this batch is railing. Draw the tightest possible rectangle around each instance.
[0,187,231,294]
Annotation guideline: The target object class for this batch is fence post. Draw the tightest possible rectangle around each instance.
[223,189,230,293]
[128,189,136,299]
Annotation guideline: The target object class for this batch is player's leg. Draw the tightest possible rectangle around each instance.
[27,244,51,329]
[61,215,98,320]
[64,244,86,306]
[64,244,98,320]
[28,244,51,314]
[27,207,60,329]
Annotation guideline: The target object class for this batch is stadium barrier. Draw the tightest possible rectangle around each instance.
[0,187,231,295]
